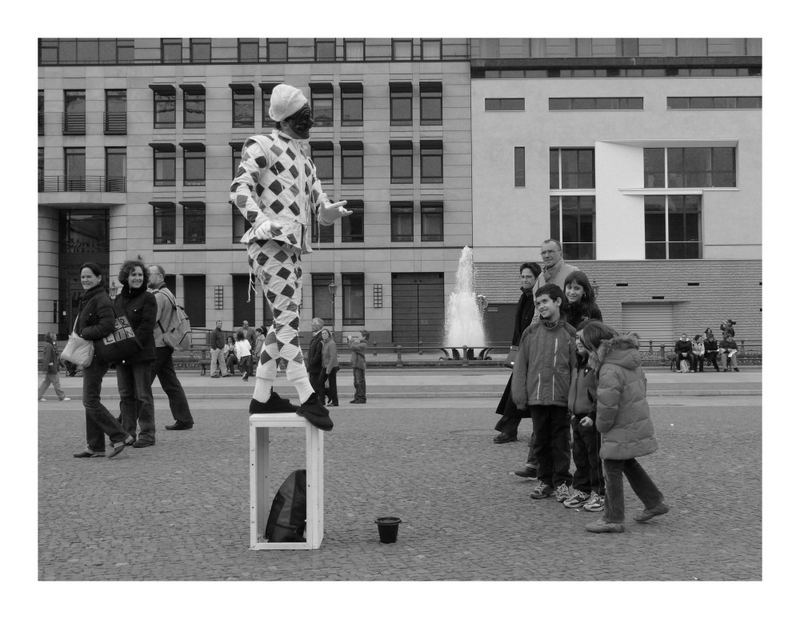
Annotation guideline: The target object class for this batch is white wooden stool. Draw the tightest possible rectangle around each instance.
[249,413,324,550]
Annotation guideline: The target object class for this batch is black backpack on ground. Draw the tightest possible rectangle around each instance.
[265,469,307,542]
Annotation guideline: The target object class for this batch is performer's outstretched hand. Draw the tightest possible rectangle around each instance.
[319,200,352,224]
[254,220,281,240]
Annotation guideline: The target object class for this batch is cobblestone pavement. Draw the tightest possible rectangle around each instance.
[37,368,762,582]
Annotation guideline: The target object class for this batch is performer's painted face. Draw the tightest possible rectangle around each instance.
[285,104,314,139]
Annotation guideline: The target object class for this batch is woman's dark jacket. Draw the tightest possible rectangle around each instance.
[511,288,535,347]
[113,283,157,364]
[564,301,603,330]
[76,283,116,343]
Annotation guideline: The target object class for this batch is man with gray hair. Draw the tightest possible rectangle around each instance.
[230,83,351,431]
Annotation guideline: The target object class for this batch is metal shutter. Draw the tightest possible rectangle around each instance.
[621,302,675,346]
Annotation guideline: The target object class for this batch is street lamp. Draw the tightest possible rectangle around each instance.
[328,280,337,335]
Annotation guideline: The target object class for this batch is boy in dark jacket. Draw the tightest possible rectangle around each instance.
[511,283,576,502]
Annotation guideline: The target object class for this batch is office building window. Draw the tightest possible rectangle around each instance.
[310,83,333,126]
[421,201,443,241]
[230,142,244,178]
[231,84,255,127]
[550,148,595,189]
[260,82,278,126]
[341,83,363,126]
[340,141,363,184]
[420,82,442,125]
[189,38,211,63]
[182,143,205,186]
[420,140,443,183]
[342,273,365,325]
[549,97,643,110]
[390,82,413,126]
[514,147,525,187]
[644,195,702,259]
[311,208,335,243]
[344,39,365,61]
[392,39,413,60]
[63,89,85,135]
[237,38,259,62]
[391,141,413,183]
[550,196,596,260]
[315,38,336,61]
[161,38,182,63]
[183,275,206,328]
[421,39,442,60]
[312,274,335,323]
[151,143,176,186]
[231,202,252,242]
[266,39,288,62]
[39,90,44,136]
[485,98,525,111]
[64,147,85,191]
[105,147,126,192]
[341,200,364,243]
[104,89,127,135]
[667,96,762,109]
[182,202,206,244]
[182,85,205,128]
[151,85,176,128]
[644,146,736,188]
[152,202,176,244]
[38,147,44,192]
[391,202,414,241]
[310,141,334,182]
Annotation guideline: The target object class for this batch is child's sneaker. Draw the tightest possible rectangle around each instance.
[563,489,590,509]
[529,481,554,499]
[583,492,605,512]
[554,482,572,503]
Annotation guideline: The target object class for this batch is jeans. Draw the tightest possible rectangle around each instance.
[238,355,252,377]
[571,416,604,494]
[209,347,225,376]
[530,405,572,487]
[691,353,704,372]
[225,353,237,375]
[82,357,128,452]
[704,351,720,371]
[151,347,193,424]
[117,361,156,443]
[353,367,366,402]
[39,372,66,399]
[602,458,664,523]
[323,367,339,405]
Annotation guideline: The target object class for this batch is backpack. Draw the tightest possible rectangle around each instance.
[154,287,191,350]
[265,469,306,542]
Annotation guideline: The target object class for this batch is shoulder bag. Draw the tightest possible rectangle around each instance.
[95,313,141,364]
[60,318,95,369]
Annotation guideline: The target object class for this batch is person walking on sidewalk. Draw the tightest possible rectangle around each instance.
[38,332,70,402]
[208,320,226,378]
[306,317,326,401]
[321,328,339,406]
[349,330,369,404]
[148,265,195,431]
[579,321,669,533]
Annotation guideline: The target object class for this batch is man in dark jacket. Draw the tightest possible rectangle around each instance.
[148,265,195,430]
[674,333,692,373]
[306,317,325,400]
[208,320,227,377]
[493,262,541,444]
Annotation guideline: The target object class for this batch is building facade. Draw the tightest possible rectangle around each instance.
[38,38,762,347]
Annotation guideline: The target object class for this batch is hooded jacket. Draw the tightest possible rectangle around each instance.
[568,353,597,417]
[511,317,576,409]
[113,283,157,364]
[594,334,658,460]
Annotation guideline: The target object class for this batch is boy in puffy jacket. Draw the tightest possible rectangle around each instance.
[511,283,576,502]
[579,321,669,533]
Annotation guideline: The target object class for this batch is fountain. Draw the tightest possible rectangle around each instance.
[443,246,487,360]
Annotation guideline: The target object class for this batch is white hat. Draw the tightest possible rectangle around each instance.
[268,84,309,122]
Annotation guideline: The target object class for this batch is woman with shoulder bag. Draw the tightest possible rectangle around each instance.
[113,259,158,448]
[72,263,134,459]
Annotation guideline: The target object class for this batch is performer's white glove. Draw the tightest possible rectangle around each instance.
[254,220,281,240]
[318,200,352,225]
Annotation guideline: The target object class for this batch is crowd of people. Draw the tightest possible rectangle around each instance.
[494,239,669,533]
[672,320,739,373]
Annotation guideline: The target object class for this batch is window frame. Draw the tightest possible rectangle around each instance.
[237,38,259,63]
[420,140,443,184]
[231,84,255,128]
[549,195,596,260]
[160,38,182,63]
[266,39,288,62]
[421,39,442,60]
[390,141,413,184]
[340,141,364,184]
[104,146,126,192]
[310,141,334,182]
[550,148,595,189]
[342,273,365,326]
[344,39,365,61]
[340,82,364,126]
[151,143,176,187]
[421,201,444,242]
[341,200,364,243]
[392,38,413,60]
[310,83,334,127]
[390,201,414,242]
[63,89,86,135]
[181,144,206,187]
[104,89,127,135]
[189,38,211,63]
[182,85,206,129]
[390,82,413,126]
[260,82,278,127]
[644,146,737,189]
[514,146,526,187]
[419,82,443,125]
[314,38,337,61]
[311,273,335,324]
[181,201,206,244]
[64,146,86,191]
[644,194,703,259]
[152,202,176,245]
[152,85,176,129]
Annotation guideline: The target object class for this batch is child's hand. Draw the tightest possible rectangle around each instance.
[580,416,594,428]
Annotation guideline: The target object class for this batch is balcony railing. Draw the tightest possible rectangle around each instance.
[104,112,127,134]
[39,175,126,192]
[62,113,85,135]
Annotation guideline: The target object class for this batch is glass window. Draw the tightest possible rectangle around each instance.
[312,274,335,323]
[237,38,259,62]
[310,142,334,182]
[341,142,363,184]
[421,202,443,241]
[39,90,45,135]
[190,38,211,63]
[659,146,736,188]
[105,147,126,192]
[550,195,596,260]
[38,147,44,192]
[152,145,176,186]
[183,86,205,128]
[420,82,442,125]
[64,147,85,191]
[390,141,413,183]
[550,148,595,189]
[644,148,665,188]
[310,84,333,127]
[420,140,443,183]
[231,202,252,242]
[342,273,365,325]
[230,142,243,179]
[392,39,413,60]
[514,147,525,187]
[315,39,336,61]
[39,39,59,64]
[260,83,278,126]
[183,146,205,186]
[644,195,702,259]
[344,39,365,61]
[485,98,525,111]
[152,203,176,244]
[341,201,364,243]
[161,38,182,63]
[390,82,413,126]
[421,39,442,60]
[232,85,254,127]
[152,87,176,128]
[63,90,85,135]
[104,89,127,135]
[311,208,335,243]
[341,83,363,126]
[267,39,288,62]
[391,202,414,241]
[183,202,206,244]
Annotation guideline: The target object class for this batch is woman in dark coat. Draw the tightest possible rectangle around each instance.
[113,259,158,448]
[493,262,542,444]
[72,263,133,459]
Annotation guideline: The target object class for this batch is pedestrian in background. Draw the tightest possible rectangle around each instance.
[349,330,369,404]
[306,317,326,401]
[208,320,226,378]
[223,335,237,376]
[39,332,70,402]
[254,326,266,362]
[235,331,252,380]
[320,328,339,406]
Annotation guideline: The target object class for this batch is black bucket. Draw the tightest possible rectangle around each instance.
[375,517,402,543]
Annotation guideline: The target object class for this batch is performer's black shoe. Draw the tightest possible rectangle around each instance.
[249,391,298,414]
[296,393,333,431]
